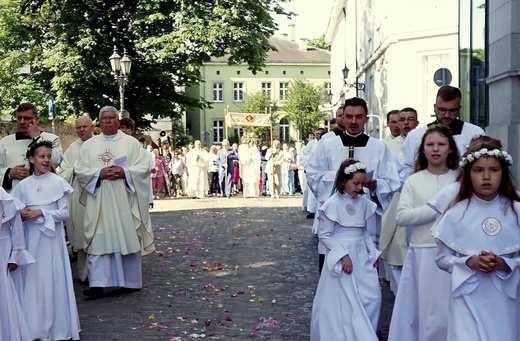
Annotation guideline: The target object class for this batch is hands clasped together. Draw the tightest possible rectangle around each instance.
[466,250,510,273]
[99,165,125,180]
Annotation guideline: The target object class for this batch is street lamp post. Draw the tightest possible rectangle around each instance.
[109,46,132,118]
[342,64,365,92]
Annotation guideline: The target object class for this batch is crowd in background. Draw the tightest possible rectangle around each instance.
[147,137,306,201]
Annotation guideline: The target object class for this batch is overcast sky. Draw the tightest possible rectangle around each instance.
[274,0,335,40]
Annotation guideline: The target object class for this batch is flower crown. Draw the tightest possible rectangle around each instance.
[344,162,367,175]
[26,139,53,159]
[459,148,513,168]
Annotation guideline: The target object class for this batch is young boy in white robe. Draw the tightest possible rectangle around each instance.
[11,140,80,341]
[310,159,380,341]
[0,187,34,341]
[432,136,520,340]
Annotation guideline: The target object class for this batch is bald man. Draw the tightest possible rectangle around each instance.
[58,116,94,281]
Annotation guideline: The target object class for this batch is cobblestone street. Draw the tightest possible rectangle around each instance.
[74,196,394,340]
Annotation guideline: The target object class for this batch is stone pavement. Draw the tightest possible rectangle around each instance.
[74,195,394,340]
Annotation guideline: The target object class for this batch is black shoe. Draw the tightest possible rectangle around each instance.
[306,213,315,219]
[117,287,141,294]
[83,287,104,297]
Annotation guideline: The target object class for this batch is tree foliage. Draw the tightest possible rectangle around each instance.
[239,90,279,145]
[281,78,328,139]
[307,34,331,51]
[0,0,293,126]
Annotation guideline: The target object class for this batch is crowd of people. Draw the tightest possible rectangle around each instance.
[1,83,520,340]
[144,134,305,201]
[308,86,520,341]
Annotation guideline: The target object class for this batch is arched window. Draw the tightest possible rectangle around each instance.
[279,117,290,142]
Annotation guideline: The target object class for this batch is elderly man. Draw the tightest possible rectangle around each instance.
[58,116,94,282]
[0,102,63,191]
[75,106,155,298]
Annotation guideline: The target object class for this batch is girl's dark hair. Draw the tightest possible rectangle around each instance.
[454,135,520,210]
[413,124,460,173]
[26,140,53,159]
[334,158,366,194]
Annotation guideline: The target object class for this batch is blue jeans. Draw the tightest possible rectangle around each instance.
[288,170,295,194]
[261,161,268,193]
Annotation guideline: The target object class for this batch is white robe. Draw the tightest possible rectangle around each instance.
[58,138,88,280]
[380,135,406,292]
[0,188,34,341]
[185,148,209,198]
[306,133,400,251]
[11,172,80,341]
[299,140,318,213]
[74,131,155,289]
[310,193,380,341]
[432,195,520,341]
[388,169,456,341]
[0,132,63,192]
[397,121,484,183]
[238,144,260,198]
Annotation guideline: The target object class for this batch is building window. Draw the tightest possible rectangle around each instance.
[237,70,241,75]
[216,71,220,75]
[213,82,223,102]
[300,70,304,75]
[279,117,290,142]
[262,82,271,96]
[283,70,287,75]
[265,70,269,75]
[233,82,244,102]
[213,120,224,143]
[233,127,244,140]
[279,82,289,101]
[325,82,332,98]
[324,120,331,132]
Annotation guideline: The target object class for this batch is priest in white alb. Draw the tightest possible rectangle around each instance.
[306,97,400,275]
[58,116,94,282]
[74,106,155,298]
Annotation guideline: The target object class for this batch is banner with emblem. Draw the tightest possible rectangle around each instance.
[226,112,271,127]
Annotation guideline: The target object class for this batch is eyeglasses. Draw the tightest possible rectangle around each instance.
[16,115,35,122]
[436,106,460,115]
[100,115,118,121]
[398,117,417,122]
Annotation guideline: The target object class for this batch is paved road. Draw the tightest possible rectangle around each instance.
[74,195,394,340]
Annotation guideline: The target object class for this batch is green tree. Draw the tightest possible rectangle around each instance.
[307,34,330,51]
[239,90,279,145]
[0,0,49,118]
[281,78,328,140]
[0,0,293,126]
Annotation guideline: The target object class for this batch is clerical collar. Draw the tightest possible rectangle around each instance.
[344,130,364,138]
[104,133,117,141]
[428,119,464,135]
[339,132,370,147]
[333,127,343,136]
[15,131,40,140]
